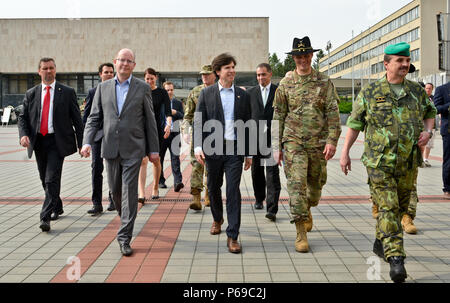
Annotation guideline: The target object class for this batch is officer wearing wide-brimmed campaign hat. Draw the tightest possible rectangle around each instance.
[340,42,436,283]
[271,36,341,253]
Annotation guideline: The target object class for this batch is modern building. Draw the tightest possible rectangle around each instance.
[0,17,268,107]
[319,0,448,88]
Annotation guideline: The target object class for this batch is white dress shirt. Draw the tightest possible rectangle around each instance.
[260,83,271,108]
[40,81,56,134]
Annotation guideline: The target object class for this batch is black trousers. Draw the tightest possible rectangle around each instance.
[91,139,104,206]
[251,156,281,214]
[34,134,64,221]
[159,132,182,185]
[206,153,244,240]
[443,135,450,193]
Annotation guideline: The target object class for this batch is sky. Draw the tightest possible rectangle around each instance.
[1,0,412,60]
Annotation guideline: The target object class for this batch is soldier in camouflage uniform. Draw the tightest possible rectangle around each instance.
[272,37,341,253]
[181,65,216,210]
[340,42,436,283]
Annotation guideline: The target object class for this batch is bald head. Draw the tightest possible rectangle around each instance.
[116,48,135,61]
[114,48,136,82]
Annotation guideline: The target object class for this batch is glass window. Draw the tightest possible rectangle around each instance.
[166,78,183,89]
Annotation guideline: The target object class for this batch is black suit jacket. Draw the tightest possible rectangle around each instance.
[193,83,252,159]
[18,82,84,158]
[83,86,97,124]
[434,82,450,136]
[170,98,184,133]
[247,83,277,157]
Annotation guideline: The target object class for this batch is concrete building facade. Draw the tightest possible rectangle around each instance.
[319,0,447,87]
[0,17,269,107]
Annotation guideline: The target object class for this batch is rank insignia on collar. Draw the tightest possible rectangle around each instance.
[376,97,386,103]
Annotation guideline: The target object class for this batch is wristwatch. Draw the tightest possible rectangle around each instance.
[426,129,433,138]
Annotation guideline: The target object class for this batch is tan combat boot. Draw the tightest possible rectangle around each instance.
[304,211,313,232]
[295,221,309,253]
[401,214,417,234]
[189,194,202,211]
[204,187,210,207]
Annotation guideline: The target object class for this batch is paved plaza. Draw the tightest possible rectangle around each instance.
[0,125,449,283]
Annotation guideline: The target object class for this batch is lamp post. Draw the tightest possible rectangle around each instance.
[326,41,332,77]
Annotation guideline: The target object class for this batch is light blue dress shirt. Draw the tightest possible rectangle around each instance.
[115,75,132,115]
[218,82,236,140]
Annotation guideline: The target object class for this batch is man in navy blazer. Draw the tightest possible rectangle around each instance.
[160,81,185,191]
[18,57,84,232]
[83,63,116,215]
[433,81,450,198]
[194,53,252,254]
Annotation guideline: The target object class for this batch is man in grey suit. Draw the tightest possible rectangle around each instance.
[81,48,159,256]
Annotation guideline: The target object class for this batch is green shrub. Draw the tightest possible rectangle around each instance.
[339,101,352,114]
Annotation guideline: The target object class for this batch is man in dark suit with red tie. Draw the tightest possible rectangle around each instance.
[247,63,281,221]
[18,57,84,232]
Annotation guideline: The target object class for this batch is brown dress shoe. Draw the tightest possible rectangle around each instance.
[227,237,241,254]
[210,218,224,235]
[444,192,450,200]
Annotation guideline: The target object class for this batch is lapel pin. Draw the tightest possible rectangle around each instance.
[237,95,240,99]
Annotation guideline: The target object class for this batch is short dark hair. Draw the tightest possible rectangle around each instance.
[38,57,55,69]
[425,83,434,88]
[211,53,237,74]
[144,67,157,77]
[383,54,393,63]
[256,63,272,73]
[98,62,114,74]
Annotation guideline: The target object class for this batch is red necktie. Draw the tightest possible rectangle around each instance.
[40,86,51,136]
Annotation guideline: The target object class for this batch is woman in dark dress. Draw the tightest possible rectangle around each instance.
[138,68,172,202]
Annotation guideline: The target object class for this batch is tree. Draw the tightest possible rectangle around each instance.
[313,49,325,70]
[269,53,284,77]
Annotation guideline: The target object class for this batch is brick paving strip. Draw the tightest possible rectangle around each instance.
[50,152,191,283]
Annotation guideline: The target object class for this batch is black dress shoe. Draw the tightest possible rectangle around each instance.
[388,256,407,283]
[158,182,167,189]
[107,202,116,211]
[50,209,64,221]
[87,205,103,216]
[39,220,50,232]
[254,202,263,210]
[265,213,276,222]
[372,238,385,260]
[174,183,184,192]
[120,243,133,256]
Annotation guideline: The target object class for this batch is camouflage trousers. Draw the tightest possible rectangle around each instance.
[190,142,207,195]
[369,166,418,219]
[367,167,417,259]
[283,142,327,222]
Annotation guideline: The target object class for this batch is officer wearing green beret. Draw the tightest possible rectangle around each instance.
[272,37,341,253]
[340,42,437,283]
[181,65,216,210]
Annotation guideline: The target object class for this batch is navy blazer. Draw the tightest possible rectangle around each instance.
[434,82,450,136]
[193,83,252,158]
[83,86,97,125]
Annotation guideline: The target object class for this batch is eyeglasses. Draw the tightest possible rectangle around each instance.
[115,58,135,64]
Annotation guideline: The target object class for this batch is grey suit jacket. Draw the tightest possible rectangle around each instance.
[83,76,159,159]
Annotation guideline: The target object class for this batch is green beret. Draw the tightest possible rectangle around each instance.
[384,42,410,57]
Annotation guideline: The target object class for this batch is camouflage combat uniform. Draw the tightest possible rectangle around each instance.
[272,69,341,222]
[181,84,208,195]
[347,75,436,259]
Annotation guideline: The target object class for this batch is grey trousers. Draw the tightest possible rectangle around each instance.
[105,157,142,245]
